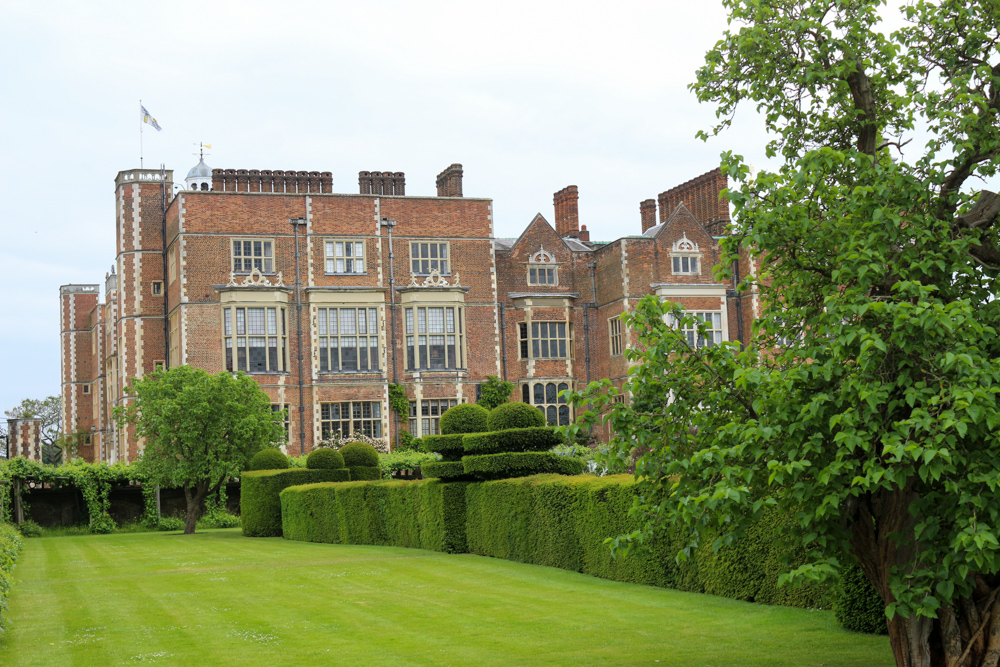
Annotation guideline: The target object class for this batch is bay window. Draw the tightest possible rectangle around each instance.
[405,305,464,370]
[317,307,380,372]
[223,305,287,372]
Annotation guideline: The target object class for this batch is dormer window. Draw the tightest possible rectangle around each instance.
[670,234,701,275]
[528,247,558,286]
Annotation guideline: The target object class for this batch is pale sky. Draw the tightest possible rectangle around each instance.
[1,0,988,417]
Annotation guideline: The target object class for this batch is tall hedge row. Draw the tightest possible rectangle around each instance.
[280,479,469,553]
[465,474,826,609]
[241,468,349,537]
[0,523,23,631]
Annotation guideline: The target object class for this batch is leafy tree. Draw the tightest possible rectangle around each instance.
[567,1,1000,665]
[114,366,282,534]
[4,396,64,463]
[477,375,516,410]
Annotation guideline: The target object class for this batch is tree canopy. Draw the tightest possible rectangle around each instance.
[114,366,282,534]
[567,1,1000,665]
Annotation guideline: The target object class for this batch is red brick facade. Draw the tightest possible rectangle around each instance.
[60,163,754,462]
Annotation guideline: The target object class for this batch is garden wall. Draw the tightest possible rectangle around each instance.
[18,483,241,527]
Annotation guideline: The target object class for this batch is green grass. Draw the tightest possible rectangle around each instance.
[1,529,892,666]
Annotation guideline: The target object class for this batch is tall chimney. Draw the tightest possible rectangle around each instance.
[436,164,463,197]
[640,199,657,233]
[553,185,579,237]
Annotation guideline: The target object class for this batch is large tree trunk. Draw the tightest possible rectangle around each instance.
[181,477,227,535]
[849,485,1000,667]
[182,482,209,535]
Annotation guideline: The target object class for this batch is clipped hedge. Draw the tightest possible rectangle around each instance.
[465,474,826,610]
[241,468,349,537]
[463,427,561,455]
[306,448,345,470]
[420,434,466,460]
[487,402,545,431]
[463,452,584,480]
[281,479,469,553]
[835,564,888,634]
[0,522,23,631]
[421,460,470,480]
[347,466,382,482]
[440,403,490,435]
[247,448,289,471]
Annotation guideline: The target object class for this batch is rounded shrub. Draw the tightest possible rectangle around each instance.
[487,401,545,432]
[440,403,490,435]
[340,441,380,467]
[306,448,345,470]
[247,448,289,471]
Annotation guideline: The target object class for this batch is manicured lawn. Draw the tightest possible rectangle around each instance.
[1,529,891,666]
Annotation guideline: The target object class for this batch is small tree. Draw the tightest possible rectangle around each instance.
[477,375,516,410]
[115,366,282,534]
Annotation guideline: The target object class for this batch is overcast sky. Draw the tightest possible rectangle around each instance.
[2,0,988,418]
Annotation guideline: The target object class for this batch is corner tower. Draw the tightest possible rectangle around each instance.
[114,168,172,459]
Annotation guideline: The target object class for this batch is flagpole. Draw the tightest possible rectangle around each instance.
[139,99,144,168]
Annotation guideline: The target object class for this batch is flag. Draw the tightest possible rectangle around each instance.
[140,105,162,131]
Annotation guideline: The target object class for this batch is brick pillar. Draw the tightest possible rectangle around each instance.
[436,164,463,197]
[321,172,333,193]
[248,169,261,192]
[236,169,249,192]
[260,170,274,193]
[640,199,657,232]
[308,171,322,193]
[392,172,405,196]
[224,169,237,192]
[553,185,579,238]
[212,169,224,191]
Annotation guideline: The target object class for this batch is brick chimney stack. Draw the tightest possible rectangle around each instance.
[553,185,580,238]
[436,164,464,197]
[578,225,590,242]
[640,199,657,233]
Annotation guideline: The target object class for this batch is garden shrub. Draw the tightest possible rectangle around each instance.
[247,448,289,471]
[420,434,465,460]
[0,522,24,631]
[440,403,490,435]
[346,466,382,482]
[16,520,42,538]
[835,564,888,634]
[463,452,584,480]
[241,468,348,537]
[420,460,470,480]
[486,402,545,432]
[281,479,469,553]
[306,448,345,470]
[397,431,418,451]
[340,441,379,467]
[462,427,561,456]
[379,451,436,479]
[155,516,185,532]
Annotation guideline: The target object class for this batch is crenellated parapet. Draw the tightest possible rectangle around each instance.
[211,168,333,193]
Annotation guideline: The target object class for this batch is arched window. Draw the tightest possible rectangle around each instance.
[524,380,572,426]
[670,233,702,275]
[528,247,559,286]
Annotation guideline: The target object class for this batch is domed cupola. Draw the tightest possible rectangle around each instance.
[185,144,213,191]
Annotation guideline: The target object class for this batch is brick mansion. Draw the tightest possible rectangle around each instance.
[41,159,754,463]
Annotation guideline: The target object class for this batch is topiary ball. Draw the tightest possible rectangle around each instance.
[247,448,289,471]
[487,401,546,431]
[440,403,490,435]
[339,441,380,468]
[306,448,345,470]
